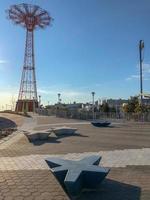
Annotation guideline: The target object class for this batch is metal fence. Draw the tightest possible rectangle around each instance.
[36,108,150,122]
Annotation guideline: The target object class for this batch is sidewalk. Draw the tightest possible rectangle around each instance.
[0,114,150,199]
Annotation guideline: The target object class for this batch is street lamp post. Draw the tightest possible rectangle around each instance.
[58,93,61,104]
[91,92,95,120]
[38,95,41,108]
[139,40,144,106]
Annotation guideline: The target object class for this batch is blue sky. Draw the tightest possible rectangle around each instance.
[0,0,150,108]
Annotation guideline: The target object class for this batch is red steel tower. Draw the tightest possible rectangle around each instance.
[7,3,52,112]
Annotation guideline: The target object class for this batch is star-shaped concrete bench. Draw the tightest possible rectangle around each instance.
[45,155,110,196]
[24,130,51,141]
[52,126,77,136]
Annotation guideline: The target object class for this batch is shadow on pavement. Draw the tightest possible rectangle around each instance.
[56,132,88,139]
[0,117,17,129]
[75,178,141,200]
[92,125,120,129]
[31,136,61,145]
[31,132,88,146]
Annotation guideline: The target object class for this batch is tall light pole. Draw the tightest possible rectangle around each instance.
[38,95,41,108]
[139,40,144,106]
[58,93,61,104]
[91,92,95,120]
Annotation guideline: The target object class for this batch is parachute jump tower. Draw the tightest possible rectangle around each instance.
[7,4,52,112]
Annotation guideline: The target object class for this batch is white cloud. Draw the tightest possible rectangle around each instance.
[125,78,131,81]
[38,87,84,97]
[95,83,102,87]
[143,63,150,73]
[126,63,150,81]
[38,89,51,95]
[126,75,140,81]
[38,85,89,105]
[0,59,8,71]
[0,60,8,64]
[62,91,83,97]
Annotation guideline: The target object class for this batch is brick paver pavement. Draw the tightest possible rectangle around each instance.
[0,148,150,170]
[0,170,69,200]
[0,114,150,200]
[77,166,150,200]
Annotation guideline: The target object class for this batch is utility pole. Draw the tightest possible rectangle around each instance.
[139,40,144,106]
[91,92,95,120]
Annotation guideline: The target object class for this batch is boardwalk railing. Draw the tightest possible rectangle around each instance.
[36,108,150,122]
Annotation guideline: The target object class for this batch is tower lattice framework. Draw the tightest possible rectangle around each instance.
[19,29,37,102]
[7,3,52,112]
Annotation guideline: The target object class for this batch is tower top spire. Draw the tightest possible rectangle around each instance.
[7,3,53,31]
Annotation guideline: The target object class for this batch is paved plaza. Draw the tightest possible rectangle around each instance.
[0,113,150,199]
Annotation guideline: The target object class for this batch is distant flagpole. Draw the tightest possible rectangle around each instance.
[139,40,144,106]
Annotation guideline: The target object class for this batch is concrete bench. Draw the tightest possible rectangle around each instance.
[52,127,77,136]
[46,155,110,196]
[25,130,51,142]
